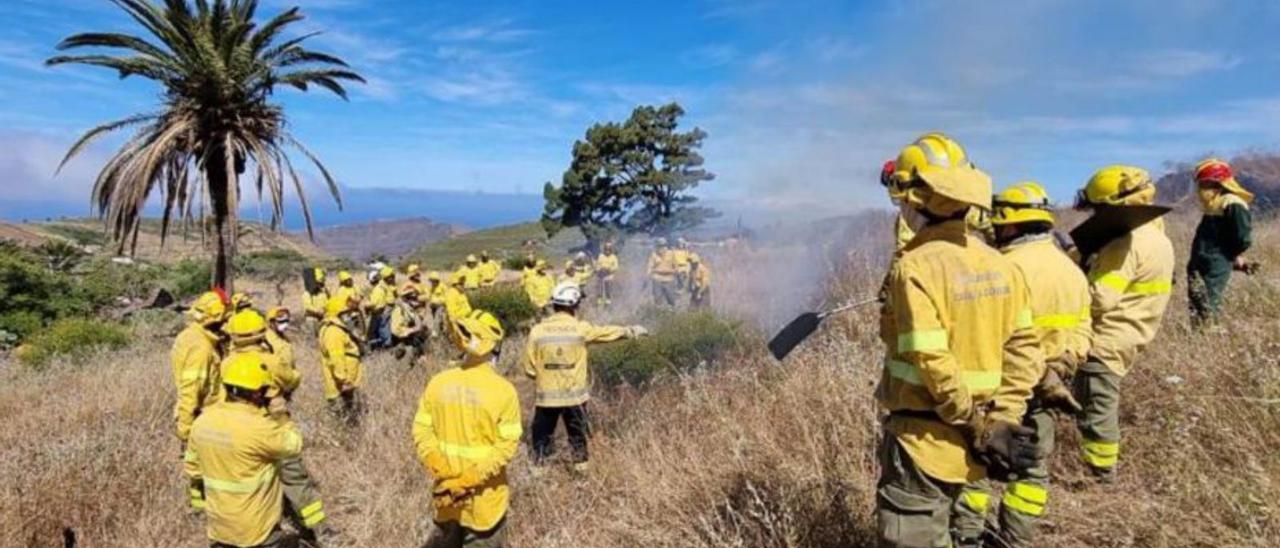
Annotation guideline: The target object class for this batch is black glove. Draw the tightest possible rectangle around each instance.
[975,419,1038,475]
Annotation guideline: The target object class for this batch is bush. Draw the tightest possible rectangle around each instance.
[592,310,742,387]
[503,256,531,271]
[0,248,91,327]
[236,249,307,280]
[0,311,43,340]
[160,260,213,298]
[18,318,130,368]
[469,285,540,332]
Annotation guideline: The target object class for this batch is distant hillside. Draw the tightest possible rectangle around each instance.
[312,217,463,261]
[404,221,585,270]
[15,218,330,263]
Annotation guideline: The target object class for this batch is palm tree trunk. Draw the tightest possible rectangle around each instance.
[206,144,237,293]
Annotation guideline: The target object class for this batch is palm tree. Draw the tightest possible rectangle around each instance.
[47,0,363,292]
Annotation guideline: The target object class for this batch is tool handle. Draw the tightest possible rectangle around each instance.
[818,297,879,319]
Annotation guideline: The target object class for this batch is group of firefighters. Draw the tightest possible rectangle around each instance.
[872,133,1252,547]
[646,237,712,308]
[168,131,1252,547]
[172,246,660,547]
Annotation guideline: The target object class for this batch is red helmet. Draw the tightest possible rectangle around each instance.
[879,160,896,188]
[1195,159,1233,187]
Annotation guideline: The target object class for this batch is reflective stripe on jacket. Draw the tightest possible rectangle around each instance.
[412,359,522,531]
[1086,219,1175,376]
[523,312,631,407]
[877,219,1044,484]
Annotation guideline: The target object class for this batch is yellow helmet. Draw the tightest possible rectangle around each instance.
[1079,165,1154,207]
[221,352,274,392]
[224,310,268,343]
[689,253,702,263]
[313,268,326,284]
[188,291,229,326]
[325,294,358,318]
[535,259,547,270]
[379,266,395,280]
[466,254,478,264]
[400,282,420,297]
[991,182,1055,227]
[890,133,992,216]
[267,307,290,322]
[449,271,465,286]
[231,292,254,312]
[406,264,421,276]
[427,271,441,282]
[338,270,353,283]
[455,309,505,356]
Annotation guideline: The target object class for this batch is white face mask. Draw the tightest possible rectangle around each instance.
[273,321,289,333]
[901,205,930,233]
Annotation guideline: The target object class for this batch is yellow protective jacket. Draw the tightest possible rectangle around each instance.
[524,272,554,308]
[302,290,328,320]
[479,260,501,287]
[172,323,224,442]
[596,253,619,279]
[410,281,432,305]
[412,357,522,531]
[647,250,677,281]
[1086,219,1175,376]
[390,300,422,339]
[456,266,482,290]
[318,320,363,400]
[264,330,296,386]
[367,281,396,312]
[188,400,303,547]
[332,285,362,309]
[523,312,631,407]
[672,249,691,273]
[1001,235,1092,375]
[894,212,916,252]
[691,263,711,292]
[877,219,1043,484]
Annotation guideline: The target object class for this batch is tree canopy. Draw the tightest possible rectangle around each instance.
[541,103,717,245]
[46,0,363,291]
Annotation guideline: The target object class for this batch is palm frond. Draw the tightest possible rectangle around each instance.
[56,113,157,174]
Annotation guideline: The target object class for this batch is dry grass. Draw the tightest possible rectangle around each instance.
[3,214,1280,547]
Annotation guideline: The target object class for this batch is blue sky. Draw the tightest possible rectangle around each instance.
[4,0,1280,223]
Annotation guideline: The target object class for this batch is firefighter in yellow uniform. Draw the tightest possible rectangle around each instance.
[443,272,474,346]
[689,253,711,308]
[188,353,305,548]
[876,133,1043,547]
[302,268,329,327]
[319,295,364,422]
[264,308,294,375]
[1073,166,1175,480]
[881,159,918,252]
[989,182,1092,546]
[456,255,483,290]
[594,242,620,306]
[172,290,229,511]
[221,310,329,540]
[647,239,679,306]
[521,254,539,284]
[478,251,501,287]
[366,266,397,349]
[672,238,692,289]
[524,260,555,311]
[333,271,361,308]
[391,283,428,365]
[406,264,430,299]
[413,310,523,548]
[427,271,446,337]
[524,282,647,472]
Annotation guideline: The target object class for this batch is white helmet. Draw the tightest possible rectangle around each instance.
[550,281,583,307]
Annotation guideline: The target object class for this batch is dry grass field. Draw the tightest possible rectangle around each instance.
[3,212,1280,547]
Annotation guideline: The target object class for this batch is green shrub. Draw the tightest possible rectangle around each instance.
[592,310,742,387]
[41,223,107,246]
[18,318,130,368]
[503,256,531,271]
[161,260,213,298]
[0,311,44,340]
[0,249,91,326]
[237,249,307,280]
[468,285,539,332]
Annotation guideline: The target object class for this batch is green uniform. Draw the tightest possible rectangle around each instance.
[1188,194,1251,323]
